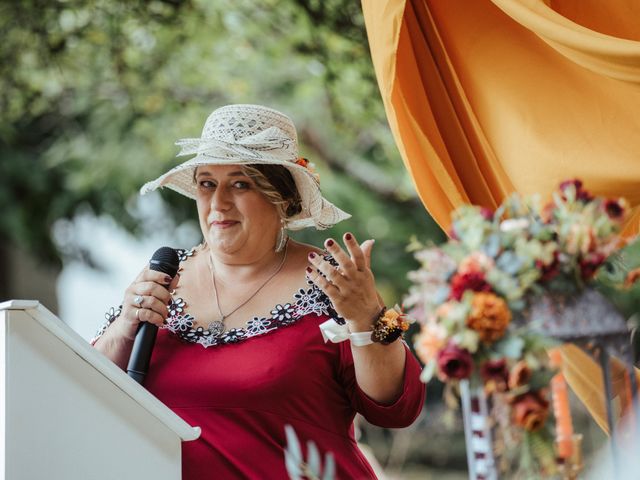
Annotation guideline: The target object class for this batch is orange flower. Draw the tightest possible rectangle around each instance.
[508,360,532,390]
[414,322,447,364]
[512,391,550,432]
[624,268,640,289]
[459,252,494,275]
[466,292,511,343]
[436,302,454,318]
[295,157,309,167]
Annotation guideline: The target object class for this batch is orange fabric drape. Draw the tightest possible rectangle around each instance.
[361,0,640,235]
[361,0,640,432]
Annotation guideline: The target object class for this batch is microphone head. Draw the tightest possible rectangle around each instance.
[149,247,180,277]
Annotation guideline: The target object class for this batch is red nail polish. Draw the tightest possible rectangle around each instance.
[345,233,352,240]
[306,266,313,273]
[164,275,172,283]
[326,239,334,247]
[308,252,316,259]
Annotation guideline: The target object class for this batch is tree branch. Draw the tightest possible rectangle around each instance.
[299,126,422,207]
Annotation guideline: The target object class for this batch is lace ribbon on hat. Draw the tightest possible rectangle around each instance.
[175,126,297,161]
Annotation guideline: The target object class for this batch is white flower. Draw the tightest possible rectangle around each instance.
[500,218,530,232]
[414,248,457,276]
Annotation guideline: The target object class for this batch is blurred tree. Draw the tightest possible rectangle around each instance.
[0,0,444,303]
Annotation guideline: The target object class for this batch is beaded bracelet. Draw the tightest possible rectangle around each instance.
[371,306,412,345]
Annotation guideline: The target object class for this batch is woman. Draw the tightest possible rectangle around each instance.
[92,104,425,479]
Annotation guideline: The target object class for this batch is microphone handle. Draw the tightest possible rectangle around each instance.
[127,322,158,383]
[126,251,178,384]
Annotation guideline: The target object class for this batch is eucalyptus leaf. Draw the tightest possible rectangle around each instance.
[482,233,501,258]
[529,369,557,391]
[497,251,523,275]
[420,359,437,383]
[452,329,480,353]
[493,336,525,359]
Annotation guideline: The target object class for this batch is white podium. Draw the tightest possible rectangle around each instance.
[1,300,200,480]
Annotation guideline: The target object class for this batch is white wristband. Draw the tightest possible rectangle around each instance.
[319,319,373,346]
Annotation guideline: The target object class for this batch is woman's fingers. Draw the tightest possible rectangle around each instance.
[306,265,340,296]
[133,281,173,305]
[168,273,180,292]
[139,268,175,287]
[125,265,179,329]
[129,293,168,319]
[125,292,166,328]
[323,239,357,278]
[134,307,165,328]
[343,233,368,271]
[360,239,375,269]
[307,252,348,290]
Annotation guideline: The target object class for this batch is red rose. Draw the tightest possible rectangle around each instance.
[450,271,492,301]
[579,252,605,281]
[559,179,583,192]
[437,343,473,381]
[479,207,494,221]
[480,358,509,388]
[559,179,593,203]
[535,251,560,282]
[604,199,625,220]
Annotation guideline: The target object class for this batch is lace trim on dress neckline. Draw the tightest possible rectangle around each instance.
[91,247,344,348]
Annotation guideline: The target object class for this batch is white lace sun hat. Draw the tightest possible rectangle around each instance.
[140,104,350,230]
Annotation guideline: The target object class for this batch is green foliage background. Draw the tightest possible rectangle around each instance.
[0,0,444,304]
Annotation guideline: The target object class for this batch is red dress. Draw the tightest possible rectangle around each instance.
[95,249,425,479]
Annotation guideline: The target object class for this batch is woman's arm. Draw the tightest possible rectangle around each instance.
[306,234,408,404]
[348,328,407,404]
[93,268,177,370]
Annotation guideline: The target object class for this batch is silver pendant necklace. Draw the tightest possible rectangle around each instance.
[207,241,288,337]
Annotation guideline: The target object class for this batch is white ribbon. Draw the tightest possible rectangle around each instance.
[175,126,297,161]
[319,319,373,347]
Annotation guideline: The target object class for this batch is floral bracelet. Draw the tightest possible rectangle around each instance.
[371,306,412,345]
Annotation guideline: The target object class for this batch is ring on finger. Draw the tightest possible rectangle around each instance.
[134,295,143,307]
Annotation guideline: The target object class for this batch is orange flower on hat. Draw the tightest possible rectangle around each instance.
[466,292,512,343]
[295,157,309,167]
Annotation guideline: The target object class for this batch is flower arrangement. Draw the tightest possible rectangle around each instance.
[371,306,412,344]
[406,180,628,474]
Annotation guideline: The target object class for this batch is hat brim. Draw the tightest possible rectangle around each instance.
[140,154,350,231]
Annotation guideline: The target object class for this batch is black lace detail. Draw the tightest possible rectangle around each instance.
[93,248,343,348]
[90,305,122,344]
[168,298,186,317]
[270,303,295,323]
[176,247,196,262]
[220,328,247,344]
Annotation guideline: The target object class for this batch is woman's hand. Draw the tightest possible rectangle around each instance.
[117,268,180,339]
[306,232,383,332]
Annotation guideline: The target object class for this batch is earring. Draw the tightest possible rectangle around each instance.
[275,219,288,252]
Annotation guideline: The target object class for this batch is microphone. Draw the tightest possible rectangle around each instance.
[127,246,180,384]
